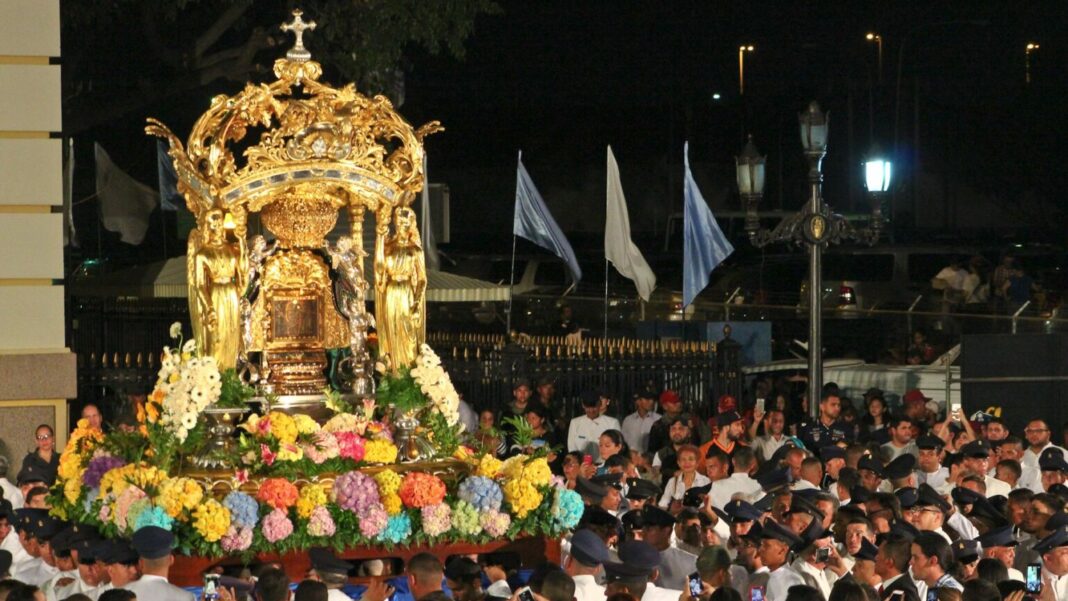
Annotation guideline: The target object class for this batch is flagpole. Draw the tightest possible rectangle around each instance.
[506,234,517,336]
[603,257,609,340]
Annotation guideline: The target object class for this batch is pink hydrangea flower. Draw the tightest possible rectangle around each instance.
[307,506,336,537]
[262,507,293,543]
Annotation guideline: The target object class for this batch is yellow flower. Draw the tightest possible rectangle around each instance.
[99,464,164,498]
[296,484,328,519]
[477,455,503,479]
[268,412,298,444]
[523,457,553,487]
[500,455,527,480]
[276,443,304,462]
[374,469,402,497]
[503,479,542,519]
[63,473,84,504]
[382,493,402,515]
[292,414,320,436]
[192,499,231,543]
[155,477,204,519]
[453,446,473,461]
[240,413,262,434]
[58,452,85,481]
[363,440,398,464]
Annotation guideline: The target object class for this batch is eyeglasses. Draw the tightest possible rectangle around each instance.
[35,434,52,440]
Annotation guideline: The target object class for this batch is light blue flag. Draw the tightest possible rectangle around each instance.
[514,151,582,284]
[683,142,734,307]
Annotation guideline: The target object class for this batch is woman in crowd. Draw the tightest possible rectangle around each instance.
[596,430,629,472]
[657,444,709,513]
[20,424,58,486]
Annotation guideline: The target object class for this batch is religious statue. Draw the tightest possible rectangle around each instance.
[188,209,243,369]
[239,235,277,381]
[375,207,426,372]
[324,236,375,395]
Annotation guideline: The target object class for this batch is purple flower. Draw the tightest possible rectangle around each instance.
[83,456,126,489]
[307,506,336,537]
[333,471,380,513]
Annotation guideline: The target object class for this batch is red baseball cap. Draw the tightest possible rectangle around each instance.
[902,389,930,405]
[659,390,680,406]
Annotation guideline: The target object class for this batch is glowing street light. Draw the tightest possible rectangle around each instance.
[738,45,755,95]
[866,33,883,84]
[1026,42,1040,84]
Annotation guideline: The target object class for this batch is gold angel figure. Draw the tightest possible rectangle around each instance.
[188,209,244,369]
[375,206,426,371]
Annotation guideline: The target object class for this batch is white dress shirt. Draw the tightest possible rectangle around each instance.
[0,477,23,509]
[752,434,791,464]
[918,467,949,491]
[622,411,661,454]
[327,588,354,601]
[984,475,1012,498]
[642,583,682,601]
[710,473,763,510]
[573,574,607,601]
[0,529,31,571]
[765,564,805,601]
[1023,444,1067,471]
[946,511,979,541]
[1042,567,1068,601]
[122,574,196,601]
[792,559,836,600]
[11,557,58,586]
[659,473,711,508]
[568,415,623,456]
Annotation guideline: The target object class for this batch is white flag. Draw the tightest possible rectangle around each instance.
[95,143,158,245]
[605,146,656,301]
[420,154,441,271]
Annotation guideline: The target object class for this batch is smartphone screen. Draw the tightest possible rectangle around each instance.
[1027,563,1043,594]
[950,401,962,421]
[926,590,937,601]
[756,398,765,414]
[688,572,702,597]
[519,588,536,601]
[203,574,220,601]
[750,587,765,601]
[815,547,830,563]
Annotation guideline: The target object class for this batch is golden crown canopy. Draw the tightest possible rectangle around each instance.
[145,10,442,227]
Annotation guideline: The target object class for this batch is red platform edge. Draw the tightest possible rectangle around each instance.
[170,535,562,586]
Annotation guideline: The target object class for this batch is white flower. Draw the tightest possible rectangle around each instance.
[169,322,182,339]
[181,413,198,430]
[182,338,197,355]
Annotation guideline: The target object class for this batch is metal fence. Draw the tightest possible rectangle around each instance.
[427,333,733,422]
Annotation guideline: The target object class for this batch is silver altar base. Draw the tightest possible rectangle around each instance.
[255,392,361,423]
[192,406,249,469]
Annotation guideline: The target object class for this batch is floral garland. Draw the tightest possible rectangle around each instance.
[151,330,221,443]
[49,448,583,557]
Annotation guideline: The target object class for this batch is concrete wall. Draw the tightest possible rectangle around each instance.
[0,0,71,464]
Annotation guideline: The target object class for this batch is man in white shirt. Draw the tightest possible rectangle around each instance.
[977,525,1025,582]
[121,526,195,601]
[959,440,1011,498]
[41,527,81,601]
[1023,420,1067,472]
[750,409,791,464]
[564,529,609,601]
[881,417,919,462]
[759,520,804,601]
[709,449,762,510]
[569,391,622,458]
[10,509,59,586]
[603,540,681,601]
[995,436,1041,492]
[0,502,29,575]
[1034,525,1068,601]
[0,457,23,510]
[915,435,949,490]
[308,547,357,601]
[622,388,661,455]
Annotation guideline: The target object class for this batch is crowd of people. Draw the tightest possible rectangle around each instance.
[2,385,1068,601]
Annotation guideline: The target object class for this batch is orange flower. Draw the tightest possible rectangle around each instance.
[397,472,446,508]
[257,478,299,510]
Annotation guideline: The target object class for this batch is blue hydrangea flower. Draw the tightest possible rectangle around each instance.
[378,513,412,544]
[552,488,584,529]
[132,505,175,532]
[457,476,503,511]
[223,491,260,529]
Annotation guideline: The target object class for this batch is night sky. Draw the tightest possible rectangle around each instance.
[71,1,1068,264]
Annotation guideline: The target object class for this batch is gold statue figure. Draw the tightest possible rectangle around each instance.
[375,207,426,371]
[188,209,244,369]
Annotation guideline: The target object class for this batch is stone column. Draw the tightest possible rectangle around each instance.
[0,0,75,465]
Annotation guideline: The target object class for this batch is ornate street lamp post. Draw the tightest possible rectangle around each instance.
[737,101,889,418]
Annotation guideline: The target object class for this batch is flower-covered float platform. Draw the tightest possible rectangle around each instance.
[51,329,582,585]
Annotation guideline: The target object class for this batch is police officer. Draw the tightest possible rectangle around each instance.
[797,387,854,452]
[122,526,195,601]
[641,505,696,591]
[309,547,355,601]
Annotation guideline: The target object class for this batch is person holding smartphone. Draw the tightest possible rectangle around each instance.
[1032,526,1068,601]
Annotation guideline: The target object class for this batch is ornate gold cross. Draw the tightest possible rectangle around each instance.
[280,9,317,63]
